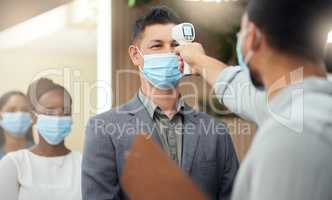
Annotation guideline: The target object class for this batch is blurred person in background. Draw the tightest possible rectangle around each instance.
[0,91,35,159]
[0,78,82,200]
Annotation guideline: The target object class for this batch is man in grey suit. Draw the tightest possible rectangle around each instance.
[82,6,239,200]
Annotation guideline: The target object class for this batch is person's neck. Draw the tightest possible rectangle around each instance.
[30,140,70,157]
[141,83,180,118]
[3,132,28,153]
[261,54,327,100]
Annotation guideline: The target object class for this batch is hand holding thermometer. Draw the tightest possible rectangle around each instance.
[172,23,195,75]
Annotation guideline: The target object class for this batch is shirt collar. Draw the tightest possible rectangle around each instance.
[138,90,185,118]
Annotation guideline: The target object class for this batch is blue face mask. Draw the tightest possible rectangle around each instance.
[236,37,247,70]
[0,112,32,137]
[36,115,73,145]
[139,52,184,90]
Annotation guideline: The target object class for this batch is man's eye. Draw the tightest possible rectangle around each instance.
[172,42,180,47]
[151,45,162,49]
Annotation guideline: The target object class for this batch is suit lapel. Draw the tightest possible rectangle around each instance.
[124,95,200,174]
[181,105,200,174]
[125,94,162,146]
[134,108,162,146]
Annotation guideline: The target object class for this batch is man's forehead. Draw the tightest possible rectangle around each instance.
[141,23,176,42]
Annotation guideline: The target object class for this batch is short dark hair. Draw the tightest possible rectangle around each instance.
[132,5,181,42]
[247,0,332,62]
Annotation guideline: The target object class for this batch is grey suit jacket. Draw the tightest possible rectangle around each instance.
[82,95,239,200]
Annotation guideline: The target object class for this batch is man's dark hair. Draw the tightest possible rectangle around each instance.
[132,5,181,42]
[247,0,332,62]
[325,43,332,72]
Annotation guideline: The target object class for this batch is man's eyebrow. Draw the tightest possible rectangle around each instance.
[149,40,163,43]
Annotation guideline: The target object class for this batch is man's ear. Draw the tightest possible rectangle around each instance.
[31,112,37,125]
[128,45,143,67]
[245,24,262,52]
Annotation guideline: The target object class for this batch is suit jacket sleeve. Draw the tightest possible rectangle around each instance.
[82,117,120,200]
[219,134,239,200]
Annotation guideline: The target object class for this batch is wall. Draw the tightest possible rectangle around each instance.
[111,0,145,106]
[0,0,72,31]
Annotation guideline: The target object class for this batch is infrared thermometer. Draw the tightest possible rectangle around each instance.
[172,23,195,75]
[172,23,195,44]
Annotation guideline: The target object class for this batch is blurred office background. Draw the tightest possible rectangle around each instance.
[0,0,331,160]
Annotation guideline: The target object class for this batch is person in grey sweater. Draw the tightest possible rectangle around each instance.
[175,0,332,200]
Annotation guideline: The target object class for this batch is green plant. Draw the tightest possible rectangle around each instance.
[128,0,153,7]
[217,26,240,65]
